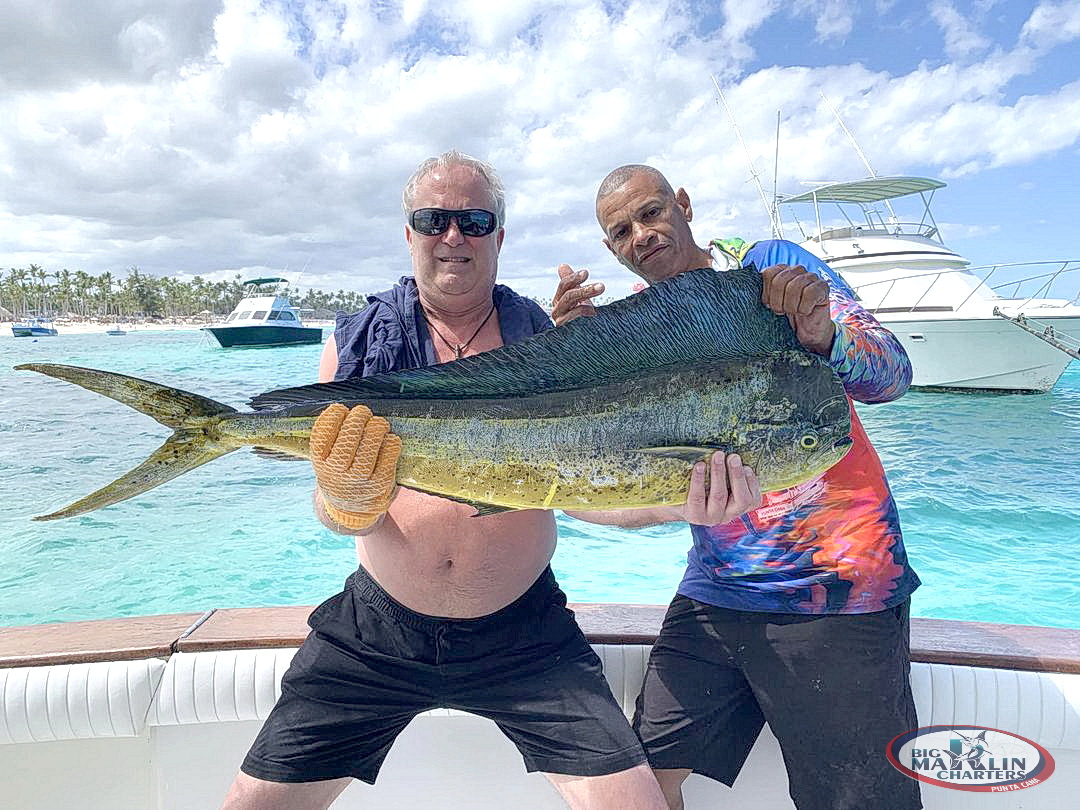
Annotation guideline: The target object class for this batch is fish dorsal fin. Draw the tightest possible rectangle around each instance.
[250,265,798,411]
[635,446,727,463]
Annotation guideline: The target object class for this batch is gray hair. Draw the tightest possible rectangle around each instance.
[595,164,674,211]
[402,150,506,226]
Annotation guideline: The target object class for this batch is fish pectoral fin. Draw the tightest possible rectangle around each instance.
[34,435,237,521]
[635,445,727,463]
[252,446,308,462]
[401,486,520,517]
[469,502,518,517]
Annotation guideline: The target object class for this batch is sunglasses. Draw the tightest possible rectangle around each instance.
[409,208,498,237]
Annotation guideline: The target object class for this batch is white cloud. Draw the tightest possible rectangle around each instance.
[930,0,991,59]
[1019,0,1080,50]
[793,0,856,41]
[0,0,1077,300]
[718,0,780,60]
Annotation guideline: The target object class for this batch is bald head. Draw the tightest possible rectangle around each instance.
[594,164,710,284]
[595,165,675,218]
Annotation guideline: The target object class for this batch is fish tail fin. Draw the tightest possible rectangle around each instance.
[15,363,238,426]
[16,363,241,520]
[33,437,236,521]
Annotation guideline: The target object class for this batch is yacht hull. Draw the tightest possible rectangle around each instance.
[11,326,58,337]
[874,314,1080,393]
[202,324,323,347]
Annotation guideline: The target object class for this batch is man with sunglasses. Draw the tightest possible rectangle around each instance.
[549,165,921,810]
[223,152,752,810]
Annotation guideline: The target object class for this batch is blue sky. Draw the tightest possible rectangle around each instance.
[1,0,1078,302]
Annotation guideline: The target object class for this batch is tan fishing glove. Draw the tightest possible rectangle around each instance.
[311,403,402,530]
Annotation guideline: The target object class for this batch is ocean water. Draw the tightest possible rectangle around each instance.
[0,329,1077,629]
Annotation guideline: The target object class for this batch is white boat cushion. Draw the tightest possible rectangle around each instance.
[145,647,1080,752]
[0,658,166,744]
[147,648,295,726]
[7,646,1074,751]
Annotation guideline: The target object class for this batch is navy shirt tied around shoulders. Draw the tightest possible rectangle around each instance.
[332,275,552,381]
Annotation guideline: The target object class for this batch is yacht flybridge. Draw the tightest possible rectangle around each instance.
[780,176,1080,392]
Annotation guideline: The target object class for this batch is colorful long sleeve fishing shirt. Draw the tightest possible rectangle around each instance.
[676,239,921,614]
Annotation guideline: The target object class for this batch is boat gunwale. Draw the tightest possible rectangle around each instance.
[2,605,1078,674]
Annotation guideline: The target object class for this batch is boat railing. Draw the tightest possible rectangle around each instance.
[979,260,1080,307]
[851,260,1080,313]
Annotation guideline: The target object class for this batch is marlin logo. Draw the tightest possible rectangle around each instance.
[887,725,1055,792]
[946,730,990,769]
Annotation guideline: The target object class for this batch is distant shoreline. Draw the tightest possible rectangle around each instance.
[2,319,335,336]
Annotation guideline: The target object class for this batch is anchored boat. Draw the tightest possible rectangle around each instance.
[780,177,1080,392]
[10,316,58,338]
[202,277,323,348]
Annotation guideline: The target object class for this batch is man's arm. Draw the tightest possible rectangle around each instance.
[747,239,912,404]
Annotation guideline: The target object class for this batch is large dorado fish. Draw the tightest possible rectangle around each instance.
[17,267,853,521]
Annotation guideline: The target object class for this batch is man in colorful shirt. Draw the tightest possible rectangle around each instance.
[551,164,922,810]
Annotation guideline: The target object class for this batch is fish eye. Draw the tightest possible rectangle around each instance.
[800,433,819,450]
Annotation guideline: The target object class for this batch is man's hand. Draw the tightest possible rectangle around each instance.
[668,451,761,526]
[551,264,605,327]
[761,264,835,356]
[311,404,402,531]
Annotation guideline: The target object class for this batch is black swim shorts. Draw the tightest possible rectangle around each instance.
[633,595,922,810]
[241,565,646,784]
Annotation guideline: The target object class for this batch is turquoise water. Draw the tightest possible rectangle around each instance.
[1,330,1077,629]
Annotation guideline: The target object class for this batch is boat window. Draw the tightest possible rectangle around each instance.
[225,313,237,323]
[277,311,297,321]
[236,310,252,320]
[267,311,281,320]
[251,310,268,320]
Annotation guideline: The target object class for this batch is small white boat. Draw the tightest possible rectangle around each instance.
[105,324,126,336]
[780,176,1080,392]
[202,277,323,348]
[1,606,1077,808]
[10,316,58,338]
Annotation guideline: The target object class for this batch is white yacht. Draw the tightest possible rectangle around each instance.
[780,177,1080,392]
[203,277,323,348]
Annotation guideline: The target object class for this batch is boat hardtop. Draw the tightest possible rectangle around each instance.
[781,175,946,204]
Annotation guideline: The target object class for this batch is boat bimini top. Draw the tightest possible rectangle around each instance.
[780,176,945,204]
[780,176,948,244]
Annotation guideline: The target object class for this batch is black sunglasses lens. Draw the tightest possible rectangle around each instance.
[410,209,496,236]
[458,210,496,236]
[411,209,449,235]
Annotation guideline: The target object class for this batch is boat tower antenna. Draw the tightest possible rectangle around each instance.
[711,76,783,238]
[819,91,898,224]
[772,109,781,231]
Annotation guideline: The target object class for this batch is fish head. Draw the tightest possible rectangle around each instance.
[734,354,853,492]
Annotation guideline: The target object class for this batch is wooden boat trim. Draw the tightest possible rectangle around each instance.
[1,605,1078,673]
